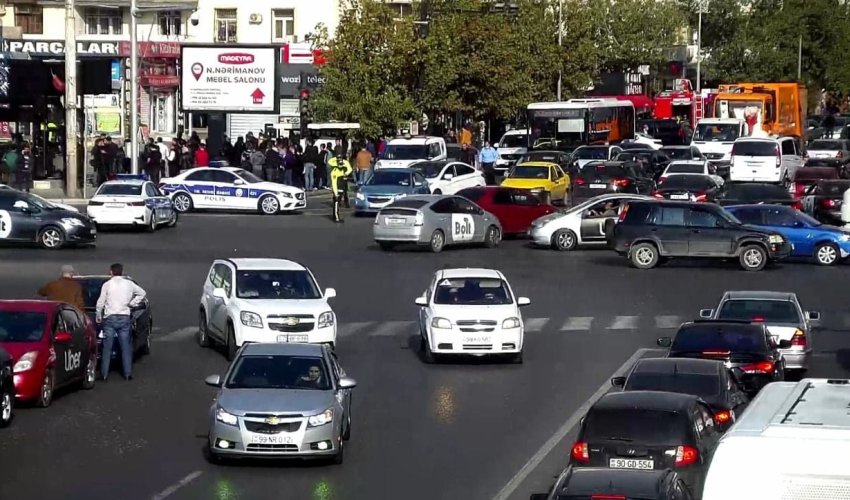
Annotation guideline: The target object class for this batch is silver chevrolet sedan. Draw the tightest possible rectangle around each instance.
[204,342,356,464]
[373,194,503,252]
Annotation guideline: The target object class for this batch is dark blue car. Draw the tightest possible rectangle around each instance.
[726,204,850,265]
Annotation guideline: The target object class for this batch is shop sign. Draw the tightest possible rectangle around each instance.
[278,64,325,97]
[2,40,120,57]
[142,75,179,88]
[181,45,278,113]
[118,41,181,59]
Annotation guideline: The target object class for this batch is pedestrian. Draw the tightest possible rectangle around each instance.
[282,145,296,185]
[479,141,499,185]
[333,138,347,162]
[317,143,330,189]
[144,143,163,184]
[459,143,476,166]
[166,139,180,178]
[156,137,169,163]
[303,139,319,191]
[355,144,373,185]
[264,142,281,182]
[91,137,106,186]
[249,145,265,179]
[19,142,33,192]
[194,142,210,167]
[103,136,119,176]
[2,145,22,190]
[95,263,146,381]
[37,264,85,312]
[328,155,352,222]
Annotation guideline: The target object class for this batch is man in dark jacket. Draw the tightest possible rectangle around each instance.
[264,143,281,182]
[302,140,320,191]
[144,143,163,183]
[37,265,86,312]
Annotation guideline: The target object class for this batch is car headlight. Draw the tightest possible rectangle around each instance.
[216,406,239,426]
[768,235,784,244]
[308,408,333,427]
[431,317,452,329]
[240,311,263,328]
[60,217,85,228]
[13,351,37,373]
[502,317,521,329]
[318,311,334,328]
[840,233,850,242]
[356,192,365,200]
[278,191,293,198]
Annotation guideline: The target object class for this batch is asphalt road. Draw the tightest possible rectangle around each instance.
[1,205,849,500]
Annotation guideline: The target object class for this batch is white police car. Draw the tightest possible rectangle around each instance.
[87,179,177,231]
[160,167,306,215]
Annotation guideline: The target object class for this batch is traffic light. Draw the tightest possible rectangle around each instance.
[299,88,311,136]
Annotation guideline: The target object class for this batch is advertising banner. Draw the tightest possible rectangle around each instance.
[181,45,278,113]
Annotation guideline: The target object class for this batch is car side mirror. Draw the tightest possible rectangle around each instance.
[415,296,428,306]
[657,337,672,347]
[806,311,821,321]
[699,309,713,319]
[338,377,357,389]
[443,174,454,180]
[54,330,72,342]
[205,374,222,387]
[233,179,245,185]
[324,288,337,299]
[517,297,531,306]
[793,221,805,228]
[212,288,227,300]
[611,376,626,387]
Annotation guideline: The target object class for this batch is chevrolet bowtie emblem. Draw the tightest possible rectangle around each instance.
[265,416,280,425]
[284,317,299,326]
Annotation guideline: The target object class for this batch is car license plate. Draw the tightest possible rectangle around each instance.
[277,334,309,343]
[386,217,405,224]
[250,434,295,445]
[463,336,491,343]
[670,194,689,200]
[609,458,653,469]
[105,203,125,208]
[590,183,607,189]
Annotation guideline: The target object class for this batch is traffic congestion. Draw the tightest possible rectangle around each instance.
[3,93,850,500]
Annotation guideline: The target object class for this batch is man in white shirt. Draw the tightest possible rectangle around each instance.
[96,263,147,381]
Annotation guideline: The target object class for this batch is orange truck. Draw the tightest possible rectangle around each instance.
[712,83,807,138]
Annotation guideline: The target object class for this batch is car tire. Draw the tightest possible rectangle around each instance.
[198,311,210,348]
[814,242,839,266]
[739,244,768,271]
[172,192,193,213]
[331,440,344,465]
[258,194,280,215]
[38,226,65,249]
[433,189,442,195]
[378,242,395,251]
[146,211,157,232]
[0,388,13,427]
[37,369,55,408]
[140,321,152,356]
[81,354,96,390]
[420,336,436,364]
[629,242,659,269]
[429,230,445,253]
[484,225,501,248]
[166,210,178,228]
[225,323,237,361]
[552,229,577,251]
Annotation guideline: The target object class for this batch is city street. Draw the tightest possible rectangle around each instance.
[0,208,848,500]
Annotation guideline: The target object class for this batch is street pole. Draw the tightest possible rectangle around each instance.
[64,0,78,197]
[797,34,802,80]
[557,0,562,101]
[130,0,139,174]
[696,7,702,93]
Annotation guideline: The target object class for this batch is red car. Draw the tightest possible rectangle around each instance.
[0,301,97,407]
[789,166,839,199]
[457,186,557,235]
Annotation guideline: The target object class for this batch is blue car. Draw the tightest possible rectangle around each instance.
[726,204,850,265]
[353,168,430,214]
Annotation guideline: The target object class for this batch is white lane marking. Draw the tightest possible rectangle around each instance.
[606,315,639,330]
[154,326,196,342]
[560,317,594,331]
[491,348,659,500]
[151,470,203,500]
[369,321,414,337]
[654,315,683,329]
[337,321,378,338]
[523,318,549,332]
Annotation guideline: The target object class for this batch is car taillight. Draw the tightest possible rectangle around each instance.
[571,441,589,462]
[751,315,765,322]
[702,350,731,357]
[128,201,145,206]
[822,199,837,208]
[791,201,803,211]
[776,147,781,167]
[651,191,664,199]
[714,410,733,425]
[674,445,699,466]
[658,176,667,184]
[88,200,104,206]
[740,361,774,374]
[791,328,807,347]
[618,204,630,222]
[694,192,708,202]
[613,178,631,187]
[575,178,587,185]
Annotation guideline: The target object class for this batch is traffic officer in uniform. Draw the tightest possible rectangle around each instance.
[328,155,353,222]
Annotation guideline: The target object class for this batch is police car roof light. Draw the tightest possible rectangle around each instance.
[114,174,148,181]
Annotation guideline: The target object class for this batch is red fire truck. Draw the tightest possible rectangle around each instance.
[653,79,709,125]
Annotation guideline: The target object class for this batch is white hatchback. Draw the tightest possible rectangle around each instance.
[414,268,530,363]
[409,160,485,195]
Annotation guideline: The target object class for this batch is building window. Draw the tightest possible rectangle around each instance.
[85,7,123,35]
[215,9,237,43]
[272,9,295,43]
[385,2,412,19]
[15,4,43,35]
[158,11,181,36]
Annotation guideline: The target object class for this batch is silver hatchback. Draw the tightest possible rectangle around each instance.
[204,342,356,464]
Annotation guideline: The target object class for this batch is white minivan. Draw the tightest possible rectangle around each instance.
[703,378,850,500]
[729,137,803,184]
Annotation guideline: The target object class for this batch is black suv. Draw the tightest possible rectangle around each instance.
[608,200,792,271]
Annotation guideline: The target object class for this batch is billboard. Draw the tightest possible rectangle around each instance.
[181,45,278,113]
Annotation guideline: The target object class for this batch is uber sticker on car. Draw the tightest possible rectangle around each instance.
[0,210,11,238]
[452,214,475,241]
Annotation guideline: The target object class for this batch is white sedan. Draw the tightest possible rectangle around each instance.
[86,179,177,231]
[414,268,530,363]
[408,160,485,195]
[159,167,306,215]
[660,160,725,185]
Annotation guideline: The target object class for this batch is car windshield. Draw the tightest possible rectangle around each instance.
[97,184,143,196]
[666,163,704,174]
[660,175,715,190]
[671,325,769,353]
[507,166,549,179]
[579,164,627,178]
[28,194,60,210]
[383,144,428,160]
[234,169,264,184]
[717,299,801,324]
[732,141,777,157]
[433,277,513,305]
[0,311,47,342]
[368,171,411,186]
[410,162,443,179]
[723,184,790,200]
[662,148,695,160]
[575,147,608,160]
[225,355,331,390]
[235,270,321,300]
[810,140,843,151]
[795,168,838,181]
[624,372,721,398]
[500,134,527,148]
[583,409,691,445]
[694,123,741,142]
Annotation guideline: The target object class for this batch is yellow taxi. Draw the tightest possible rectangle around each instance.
[500,161,571,204]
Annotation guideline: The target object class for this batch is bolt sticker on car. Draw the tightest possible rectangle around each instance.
[451,214,475,242]
[0,210,11,238]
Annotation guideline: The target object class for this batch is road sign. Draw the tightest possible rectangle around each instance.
[181,45,278,113]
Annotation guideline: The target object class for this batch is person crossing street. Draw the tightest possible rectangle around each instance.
[328,155,353,223]
[95,263,146,381]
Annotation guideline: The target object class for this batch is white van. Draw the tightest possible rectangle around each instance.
[703,379,850,500]
[729,137,802,184]
[375,136,447,169]
[495,128,528,172]
[691,118,747,166]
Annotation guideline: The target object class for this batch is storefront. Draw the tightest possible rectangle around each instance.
[119,41,180,140]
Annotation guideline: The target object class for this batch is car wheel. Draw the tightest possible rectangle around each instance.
[166,210,178,228]
[81,354,96,389]
[378,241,395,251]
[629,242,659,269]
[0,388,13,427]
[38,226,65,249]
[739,244,768,271]
[37,369,55,408]
[484,225,501,248]
[172,192,193,213]
[258,194,279,215]
[331,440,344,465]
[815,242,839,266]
[420,335,436,364]
[198,311,210,348]
[146,211,157,232]
[140,321,152,356]
[433,189,442,195]
[552,229,577,251]
[225,323,237,361]
[429,230,445,253]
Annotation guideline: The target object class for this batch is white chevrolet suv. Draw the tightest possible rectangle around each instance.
[199,258,338,360]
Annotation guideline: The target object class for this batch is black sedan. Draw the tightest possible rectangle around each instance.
[73,276,153,361]
[612,357,749,432]
[652,174,722,203]
[658,320,785,396]
[716,182,802,209]
[0,190,96,249]
[616,150,671,179]
[573,161,655,201]
[801,180,850,224]
[531,467,694,500]
[0,346,13,427]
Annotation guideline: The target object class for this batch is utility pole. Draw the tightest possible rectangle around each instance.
[557,0,562,101]
[64,0,78,197]
[797,34,802,81]
[129,0,139,174]
[696,6,702,93]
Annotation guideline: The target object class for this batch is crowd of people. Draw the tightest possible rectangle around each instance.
[0,142,35,192]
